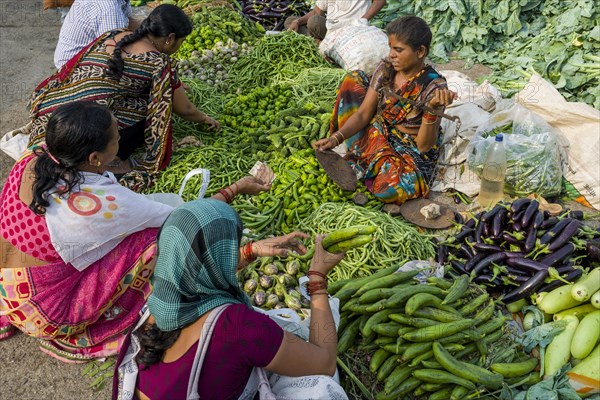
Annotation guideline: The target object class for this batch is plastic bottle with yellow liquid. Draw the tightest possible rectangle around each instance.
[478,133,506,207]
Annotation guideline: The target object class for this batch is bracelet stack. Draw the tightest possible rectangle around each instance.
[218,183,237,204]
[422,112,438,125]
[219,188,232,203]
[306,270,328,296]
[332,131,345,146]
[241,241,256,263]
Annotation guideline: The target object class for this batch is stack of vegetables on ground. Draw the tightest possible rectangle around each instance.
[238,0,310,31]
[514,267,600,397]
[297,203,435,282]
[332,269,541,399]
[175,4,263,58]
[227,31,330,90]
[232,152,377,238]
[176,39,252,91]
[148,136,254,199]
[238,257,309,310]
[437,198,600,302]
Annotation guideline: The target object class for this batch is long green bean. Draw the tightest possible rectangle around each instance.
[227,32,330,91]
[296,202,436,282]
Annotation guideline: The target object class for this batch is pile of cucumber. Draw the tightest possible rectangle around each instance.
[331,268,540,399]
[525,268,600,385]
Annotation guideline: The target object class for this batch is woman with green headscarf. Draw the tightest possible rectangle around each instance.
[114,199,347,400]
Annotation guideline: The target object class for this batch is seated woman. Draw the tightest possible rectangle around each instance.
[0,101,287,362]
[17,4,217,192]
[114,199,348,400]
[313,15,457,205]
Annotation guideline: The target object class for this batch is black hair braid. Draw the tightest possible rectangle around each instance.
[106,4,193,81]
[106,25,150,81]
[135,322,183,367]
[30,150,82,215]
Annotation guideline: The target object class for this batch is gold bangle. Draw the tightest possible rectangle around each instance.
[423,119,438,125]
[331,132,341,146]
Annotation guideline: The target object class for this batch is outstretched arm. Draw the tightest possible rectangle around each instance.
[312,86,378,151]
[264,235,344,377]
[362,0,386,21]
[172,86,220,130]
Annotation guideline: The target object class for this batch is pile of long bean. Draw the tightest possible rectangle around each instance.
[297,202,436,282]
[273,67,347,108]
[227,31,330,91]
[170,78,226,141]
[148,141,254,200]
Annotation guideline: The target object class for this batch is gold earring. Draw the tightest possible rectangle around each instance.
[97,161,101,167]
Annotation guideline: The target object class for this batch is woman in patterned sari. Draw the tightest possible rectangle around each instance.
[20,4,218,192]
[313,16,457,205]
[0,102,269,362]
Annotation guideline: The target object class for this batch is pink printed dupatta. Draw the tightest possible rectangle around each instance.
[0,228,159,362]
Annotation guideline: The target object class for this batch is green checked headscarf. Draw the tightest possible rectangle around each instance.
[148,199,252,331]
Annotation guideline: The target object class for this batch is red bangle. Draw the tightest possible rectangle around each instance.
[306,281,328,295]
[242,241,256,263]
[422,112,438,122]
[307,270,327,280]
[219,188,232,203]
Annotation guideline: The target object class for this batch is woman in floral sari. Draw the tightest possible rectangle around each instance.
[18,4,218,192]
[313,16,457,205]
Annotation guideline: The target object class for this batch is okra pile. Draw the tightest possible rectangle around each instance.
[332,269,539,399]
[437,198,600,303]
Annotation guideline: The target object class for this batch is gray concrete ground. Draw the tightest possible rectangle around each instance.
[0,2,112,399]
[0,2,597,400]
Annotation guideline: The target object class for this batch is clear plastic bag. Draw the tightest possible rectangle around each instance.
[467,100,564,198]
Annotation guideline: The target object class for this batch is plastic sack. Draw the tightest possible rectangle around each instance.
[515,74,600,211]
[0,124,30,161]
[467,100,564,198]
[319,24,389,76]
[257,277,340,341]
[397,260,444,284]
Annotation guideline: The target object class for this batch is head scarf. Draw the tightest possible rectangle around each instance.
[148,199,251,331]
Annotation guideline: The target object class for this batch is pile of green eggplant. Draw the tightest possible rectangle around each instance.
[332,268,539,399]
[437,198,600,304]
[237,257,309,310]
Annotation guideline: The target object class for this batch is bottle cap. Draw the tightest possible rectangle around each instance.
[495,133,504,142]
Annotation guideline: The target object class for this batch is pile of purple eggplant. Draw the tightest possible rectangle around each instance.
[437,198,600,305]
[238,0,310,31]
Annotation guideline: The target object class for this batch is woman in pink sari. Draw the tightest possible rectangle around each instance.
[0,101,276,362]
